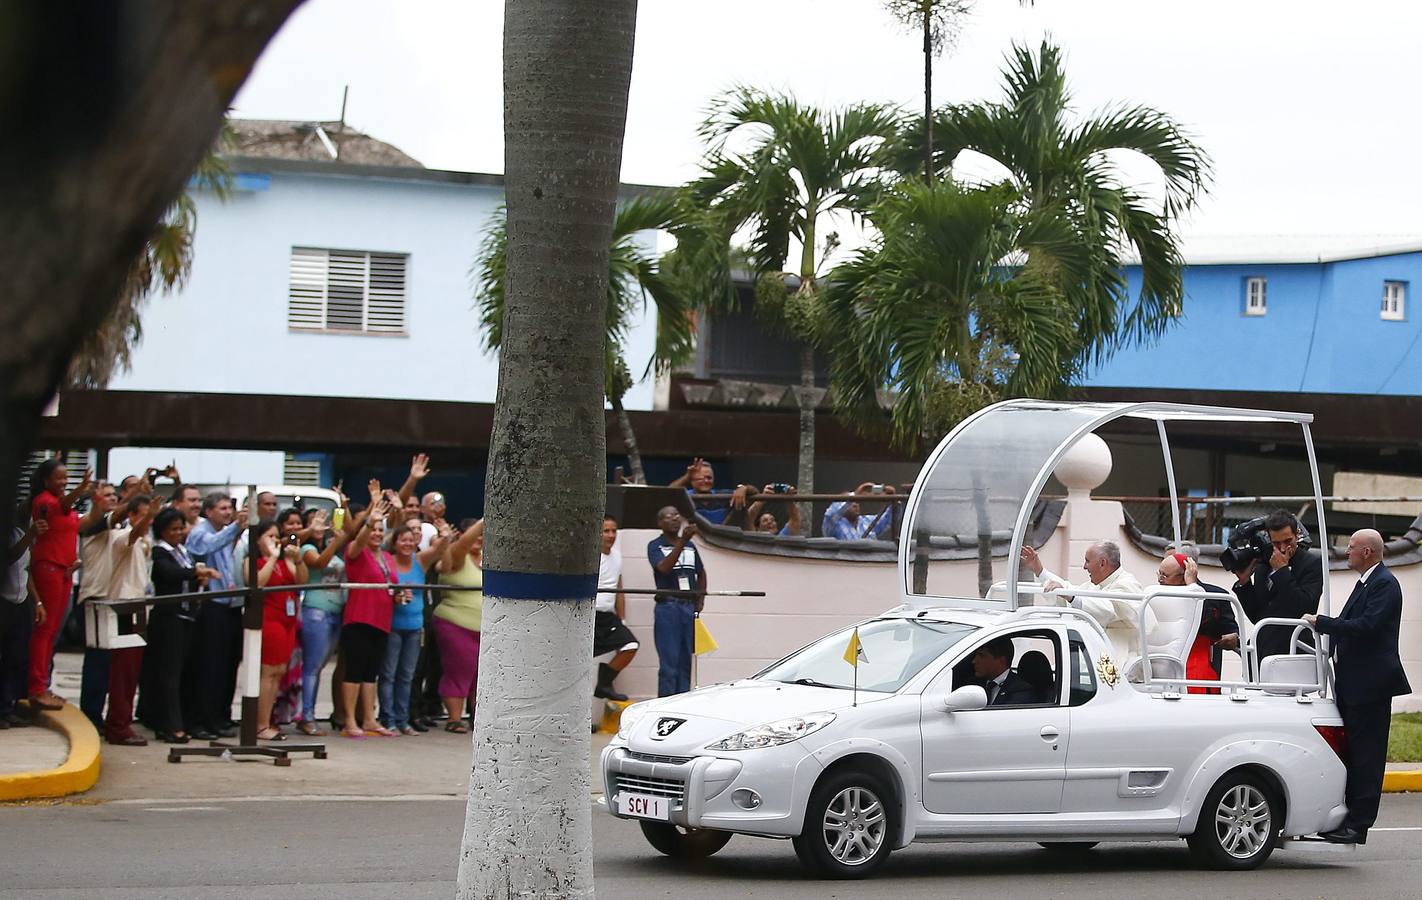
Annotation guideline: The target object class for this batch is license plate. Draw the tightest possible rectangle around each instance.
[617,791,670,820]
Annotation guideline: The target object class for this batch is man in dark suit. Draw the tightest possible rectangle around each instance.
[971,636,1039,706]
[1232,510,1323,671]
[1305,529,1411,845]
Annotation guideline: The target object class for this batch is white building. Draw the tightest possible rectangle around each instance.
[107,119,663,485]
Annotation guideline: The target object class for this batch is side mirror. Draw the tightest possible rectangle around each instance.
[943,685,988,713]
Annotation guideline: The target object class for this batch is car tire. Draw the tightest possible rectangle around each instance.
[792,769,896,879]
[1186,772,1280,870]
[1037,841,1099,852]
[638,821,732,859]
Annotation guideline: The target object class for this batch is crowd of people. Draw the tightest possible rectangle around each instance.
[0,454,493,745]
[670,458,898,539]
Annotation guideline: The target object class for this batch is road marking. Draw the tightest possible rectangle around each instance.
[1370,826,1422,831]
[141,806,225,812]
[110,793,464,805]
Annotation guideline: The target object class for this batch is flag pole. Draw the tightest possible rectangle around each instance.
[852,654,858,708]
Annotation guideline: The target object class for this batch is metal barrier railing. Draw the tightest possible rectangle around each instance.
[689,491,909,541]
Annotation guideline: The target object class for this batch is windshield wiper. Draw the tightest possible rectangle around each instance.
[787,677,849,690]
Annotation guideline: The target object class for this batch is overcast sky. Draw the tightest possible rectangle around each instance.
[234,0,1421,239]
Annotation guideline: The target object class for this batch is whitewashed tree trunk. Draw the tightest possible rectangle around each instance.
[456,2,638,899]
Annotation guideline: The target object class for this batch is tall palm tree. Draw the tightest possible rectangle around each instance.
[883,0,973,183]
[474,193,696,484]
[688,89,901,529]
[456,1,637,897]
[895,39,1211,353]
[67,132,233,387]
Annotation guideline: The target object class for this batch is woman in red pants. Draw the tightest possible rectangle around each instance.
[27,458,92,709]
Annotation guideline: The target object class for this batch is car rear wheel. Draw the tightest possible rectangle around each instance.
[792,770,896,879]
[1038,841,1099,852]
[1186,773,1279,870]
[638,821,732,859]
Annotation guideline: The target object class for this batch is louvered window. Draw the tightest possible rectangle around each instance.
[282,454,322,487]
[288,247,408,335]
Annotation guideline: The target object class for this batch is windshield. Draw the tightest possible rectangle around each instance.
[755,618,979,693]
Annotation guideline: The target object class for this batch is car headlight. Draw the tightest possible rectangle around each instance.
[705,712,836,751]
[617,701,657,739]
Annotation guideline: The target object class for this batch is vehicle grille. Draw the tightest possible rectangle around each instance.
[615,773,686,802]
[625,751,693,765]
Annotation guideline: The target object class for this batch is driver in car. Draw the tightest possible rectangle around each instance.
[972,637,1038,706]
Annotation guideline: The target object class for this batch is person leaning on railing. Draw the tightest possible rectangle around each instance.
[432,518,485,733]
[669,457,755,526]
[822,483,897,541]
[743,484,801,536]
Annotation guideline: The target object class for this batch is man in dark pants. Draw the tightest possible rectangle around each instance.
[1305,529,1411,845]
[648,506,706,697]
[1232,509,1323,673]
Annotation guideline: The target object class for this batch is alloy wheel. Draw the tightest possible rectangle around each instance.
[1213,783,1271,859]
[822,786,887,866]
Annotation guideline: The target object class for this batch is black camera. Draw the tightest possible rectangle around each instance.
[770,483,792,494]
[1218,515,1312,573]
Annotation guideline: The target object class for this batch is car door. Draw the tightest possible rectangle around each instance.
[919,626,1068,815]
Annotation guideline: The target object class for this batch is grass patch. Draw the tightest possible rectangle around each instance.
[1389,713,1422,762]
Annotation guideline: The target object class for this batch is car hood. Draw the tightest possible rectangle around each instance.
[625,680,887,752]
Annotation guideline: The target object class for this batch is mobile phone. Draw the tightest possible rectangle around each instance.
[332,508,346,530]
[871,484,884,494]
[285,533,300,545]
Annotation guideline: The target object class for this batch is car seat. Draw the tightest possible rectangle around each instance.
[1015,650,1055,703]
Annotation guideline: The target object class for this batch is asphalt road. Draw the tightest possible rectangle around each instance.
[4,794,1422,899]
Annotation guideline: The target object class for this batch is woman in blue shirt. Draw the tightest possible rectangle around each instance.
[378,522,452,734]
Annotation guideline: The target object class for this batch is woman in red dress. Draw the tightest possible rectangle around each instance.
[252,519,307,741]
[27,458,92,709]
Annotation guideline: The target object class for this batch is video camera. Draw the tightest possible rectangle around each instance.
[1218,515,1312,573]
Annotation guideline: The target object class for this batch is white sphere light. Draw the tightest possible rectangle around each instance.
[1054,432,1112,493]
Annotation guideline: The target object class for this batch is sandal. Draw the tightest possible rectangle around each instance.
[398,725,418,736]
[365,725,397,737]
[444,721,469,734]
[256,727,287,742]
[341,727,367,739]
[296,721,326,737]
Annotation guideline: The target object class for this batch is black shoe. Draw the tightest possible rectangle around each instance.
[190,729,217,741]
[409,720,429,733]
[156,731,191,745]
[213,726,236,738]
[594,663,629,702]
[4,712,32,728]
[1320,826,1367,845]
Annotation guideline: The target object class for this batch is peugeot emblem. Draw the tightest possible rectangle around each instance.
[652,717,686,739]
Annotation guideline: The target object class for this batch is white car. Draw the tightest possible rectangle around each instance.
[601,400,1352,878]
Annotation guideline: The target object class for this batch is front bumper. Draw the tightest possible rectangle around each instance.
[601,742,824,837]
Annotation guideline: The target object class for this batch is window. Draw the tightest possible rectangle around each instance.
[1382,281,1406,321]
[288,247,408,335]
[1068,631,1097,707]
[1244,276,1267,316]
[756,618,978,693]
[949,628,1063,707]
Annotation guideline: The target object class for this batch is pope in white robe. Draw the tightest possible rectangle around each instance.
[1020,541,1156,663]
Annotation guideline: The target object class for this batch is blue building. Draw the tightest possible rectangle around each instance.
[1086,236,1422,396]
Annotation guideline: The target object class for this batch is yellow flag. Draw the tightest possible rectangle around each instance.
[694,617,719,655]
[843,627,868,667]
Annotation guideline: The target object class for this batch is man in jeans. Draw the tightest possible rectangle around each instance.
[647,506,706,697]
[184,493,247,737]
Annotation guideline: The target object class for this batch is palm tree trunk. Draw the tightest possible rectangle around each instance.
[610,392,645,484]
[796,342,816,535]
[457,2,637,898]
[0,1,300,541]
[923,13,933,184]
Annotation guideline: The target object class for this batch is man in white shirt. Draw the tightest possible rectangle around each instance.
[1021,540,1154,662]
[592,516,638,702]
[76,481,121,729]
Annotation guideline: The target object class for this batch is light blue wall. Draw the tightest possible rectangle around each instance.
[111,168,662,410]
[1085,251,1422,396]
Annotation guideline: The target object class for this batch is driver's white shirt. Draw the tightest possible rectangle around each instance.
[1035,566,1157,662]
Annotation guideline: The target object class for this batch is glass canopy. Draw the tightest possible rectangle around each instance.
[896,400,1321,611]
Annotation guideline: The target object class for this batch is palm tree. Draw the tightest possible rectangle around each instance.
[883,0,973,183]
[895,39,1210,353]
[474,193,696,485]
[688,89,901,530]
[67,131,233,387]
[456,1,637,898]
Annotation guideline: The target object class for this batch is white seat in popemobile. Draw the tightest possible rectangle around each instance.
[1125,588,1204,684]
[1258,653,1325,696]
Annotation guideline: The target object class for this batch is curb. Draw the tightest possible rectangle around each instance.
[0,703,102,802]
[1384,770,1422,793]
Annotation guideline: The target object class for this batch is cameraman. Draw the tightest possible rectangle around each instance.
[1231,509,1322,673]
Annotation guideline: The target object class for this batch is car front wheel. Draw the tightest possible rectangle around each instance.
[1186,773,1279,870]
[792,770,896,879]
[638,821,732,859]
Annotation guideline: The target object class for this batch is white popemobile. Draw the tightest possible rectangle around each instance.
[601,401,1353,878]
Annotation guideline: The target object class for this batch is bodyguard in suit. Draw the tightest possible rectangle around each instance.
[1305,529,1411,845]
[971,636,1040,706]
[1232,509,1323,668]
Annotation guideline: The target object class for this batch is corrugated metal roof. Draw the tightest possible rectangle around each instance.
[1124,233,1422,266]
